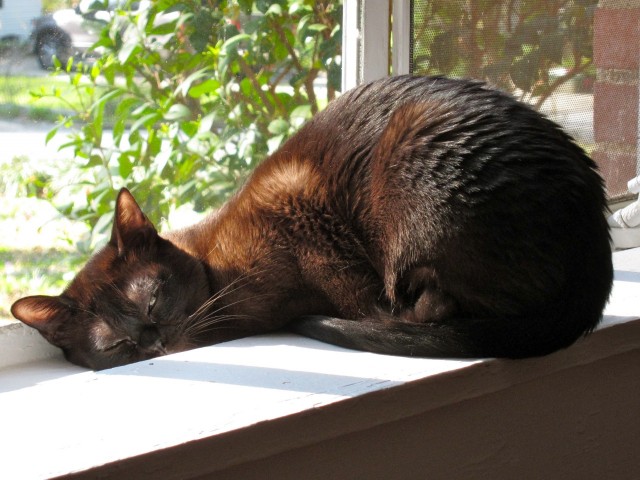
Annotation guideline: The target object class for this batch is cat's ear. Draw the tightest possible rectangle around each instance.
[11,295,73,343]
[110,188,158,255]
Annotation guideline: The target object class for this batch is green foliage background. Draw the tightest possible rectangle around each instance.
[412,0,596,108]
[34,0,595,248]
[39,0,341,244]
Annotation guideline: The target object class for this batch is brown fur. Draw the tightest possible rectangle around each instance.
[12,76,613,369]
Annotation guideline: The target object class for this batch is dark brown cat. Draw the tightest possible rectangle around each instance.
[11,75,613,369]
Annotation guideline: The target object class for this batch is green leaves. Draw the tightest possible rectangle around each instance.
[188,79,220,98]
[164,104,191,121]
[268,118,289,135]
[221,33,252,54]
[38,0,342,247]
[413,1,595,103]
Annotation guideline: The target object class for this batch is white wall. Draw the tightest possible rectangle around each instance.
[0,0,42,40]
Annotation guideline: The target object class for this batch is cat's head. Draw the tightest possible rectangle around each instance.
[11,188,211,370]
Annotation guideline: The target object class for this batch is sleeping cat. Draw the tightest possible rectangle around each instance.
[11,75,613,370]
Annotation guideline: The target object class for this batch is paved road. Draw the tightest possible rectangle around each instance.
[0,119,68,166]
[0,50,63,165]
[0,50,45,78]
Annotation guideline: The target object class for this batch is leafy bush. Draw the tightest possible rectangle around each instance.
[40,0,341,244]
[412,0,596,108]
[42,0,75,14]
[0,156,53,200]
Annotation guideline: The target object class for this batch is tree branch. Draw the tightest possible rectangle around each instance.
[533,59,592,110]
[236,55,275,116]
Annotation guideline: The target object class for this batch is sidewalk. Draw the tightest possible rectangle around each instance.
[0,49,46,78]
[537,92,594,144]
[0,121,67,166]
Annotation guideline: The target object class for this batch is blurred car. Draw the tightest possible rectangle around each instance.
[30,1,180,70]
[30,1,128,69]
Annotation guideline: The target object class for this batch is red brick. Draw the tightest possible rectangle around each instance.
[594,8,640,69]
[593,82,638,144]
[592,147,638,200]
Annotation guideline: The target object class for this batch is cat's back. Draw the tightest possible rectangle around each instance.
[243,75,612,357]
[282,75,603,225]
[301,75,609,309]
[289,75,595,188]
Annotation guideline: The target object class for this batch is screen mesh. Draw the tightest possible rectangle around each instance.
[409,0,638,202]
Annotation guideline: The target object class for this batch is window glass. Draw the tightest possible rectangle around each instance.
[0,1,342,319]
[410,0,637,203]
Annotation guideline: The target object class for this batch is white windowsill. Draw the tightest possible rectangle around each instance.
[0,248,639,479]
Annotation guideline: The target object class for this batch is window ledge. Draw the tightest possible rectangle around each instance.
[1,248,639,480]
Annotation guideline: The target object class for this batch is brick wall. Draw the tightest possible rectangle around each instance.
[593,0,640,200]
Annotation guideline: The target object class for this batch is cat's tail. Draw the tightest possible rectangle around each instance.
[290,314,585,359]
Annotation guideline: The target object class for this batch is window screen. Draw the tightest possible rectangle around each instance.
[409,0,638,202]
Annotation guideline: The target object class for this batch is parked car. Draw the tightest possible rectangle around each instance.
[31,2,105,69]
[30,1,180,70]
[30,1,129,69]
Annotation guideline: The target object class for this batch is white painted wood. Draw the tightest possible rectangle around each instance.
[0,248,638,479]
[360,0,390,83]
[343,0,408,86]
[391,0,411,75]
[0,336,480,479]
[341,0,360,91]
[0,320,60,370]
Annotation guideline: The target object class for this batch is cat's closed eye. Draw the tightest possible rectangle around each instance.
[101,338,136,353]
[147,287,159,317]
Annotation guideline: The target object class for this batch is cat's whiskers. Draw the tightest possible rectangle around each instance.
[185,291,275,334]
[187,293,271,327]
[106,281,127,300]
[180,272,277,344]
[74,306,100,320]
[183,314,252,338]
[205,242,220,260]
[185,267,266,322]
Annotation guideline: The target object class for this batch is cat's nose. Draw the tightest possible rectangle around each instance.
[138,326,166,354]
